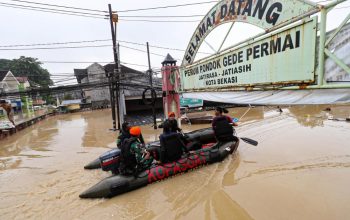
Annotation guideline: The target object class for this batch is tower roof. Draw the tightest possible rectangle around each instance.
[162,54,177,66]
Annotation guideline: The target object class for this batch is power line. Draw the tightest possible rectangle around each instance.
[0,1,107,16]
[117,39,211,55]
[0,2,211,22]
[0,39,111,48]
[0,4,106,20]
[116,1,217,13]
[42,61,110,63]
[119,19,201,23]
[119,15,205,18]
[120,44,181,60]
[8,0,108,13]
[0,78,163,98]
[0,44,111,50]
[40,61,153,68]
[5,0,216,14]
[0,38,212,55]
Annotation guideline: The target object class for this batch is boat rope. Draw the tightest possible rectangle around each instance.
[238,104,252,121]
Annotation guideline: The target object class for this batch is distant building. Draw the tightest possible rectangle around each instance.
[16,76,33,112]
[0,70,22,112]
[74,63,109,109]
[16,77,31,89]
[0,70,19,93]
[74,63,162,112]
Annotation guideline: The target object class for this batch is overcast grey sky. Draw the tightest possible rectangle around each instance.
[0,0,349,85]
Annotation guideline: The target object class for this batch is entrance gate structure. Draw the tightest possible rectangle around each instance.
[178,0,350,105]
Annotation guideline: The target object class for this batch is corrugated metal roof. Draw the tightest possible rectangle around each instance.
[184,89,350,105]
[61,99,82,105]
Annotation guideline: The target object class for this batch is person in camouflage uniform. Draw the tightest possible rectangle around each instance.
[116,122,144,148]
[119,126,153,174]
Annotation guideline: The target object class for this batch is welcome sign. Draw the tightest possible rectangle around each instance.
[182,0,318,66]
[180,18,317,91]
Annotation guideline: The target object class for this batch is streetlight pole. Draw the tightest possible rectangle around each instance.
[108,4,121,130]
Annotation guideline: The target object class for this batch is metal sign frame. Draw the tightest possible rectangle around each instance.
[180,17,318,92]
[180,0,350,92]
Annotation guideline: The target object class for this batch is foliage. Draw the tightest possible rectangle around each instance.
[63,94,73,100]
[42,94,55,104]
[0,59,12,69]
[0,56,53,87]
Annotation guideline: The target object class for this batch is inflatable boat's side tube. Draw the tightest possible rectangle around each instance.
[79,138,239,199]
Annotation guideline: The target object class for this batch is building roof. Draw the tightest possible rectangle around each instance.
[16,76,29,83]
[61,99,82,105]
[104,63,143,75]
[0,70,9,81]
[74,69,88,83]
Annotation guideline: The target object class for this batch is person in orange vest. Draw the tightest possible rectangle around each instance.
[116,122,144,148]
[159,112,181,133]
[119,126,153,174]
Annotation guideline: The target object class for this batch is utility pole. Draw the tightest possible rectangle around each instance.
[117,43,125,126]
[108,4,121,130]
[146,42,157,129]
[107,70,116,130]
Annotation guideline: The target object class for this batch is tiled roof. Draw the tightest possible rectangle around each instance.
[16,76,28,83]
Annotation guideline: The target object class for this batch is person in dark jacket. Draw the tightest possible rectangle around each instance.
[212,107,238,142]
[116,122,144,148]
[159,112,181,133]
[159,121,188,163]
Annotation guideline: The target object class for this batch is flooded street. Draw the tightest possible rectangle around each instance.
[1,106,350,220]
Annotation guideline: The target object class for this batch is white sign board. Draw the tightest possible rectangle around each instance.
[180,18,317,92]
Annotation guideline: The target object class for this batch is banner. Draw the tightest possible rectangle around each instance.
[180,98,203,108]
[182,0,318,66]
[180,18,317,92]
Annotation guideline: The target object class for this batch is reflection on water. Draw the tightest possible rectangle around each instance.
[234,155,350,185]
[286,104,350,128]
[80,111,118,148]
[287,105,329,127]
[1,105,350,219]
[0,117,59,170]
[222,152,241,186]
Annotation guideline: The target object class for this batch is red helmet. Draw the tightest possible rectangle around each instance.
[168,112,175,117]
[129,126,141,136]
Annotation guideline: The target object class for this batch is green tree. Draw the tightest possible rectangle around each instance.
[42,94,55,105]
[63,94,73,100]
[0,56,53,87]
[0,59,12,69]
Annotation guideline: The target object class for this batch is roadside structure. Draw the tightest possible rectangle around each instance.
[0,70,21,112]
[74,63,162,112]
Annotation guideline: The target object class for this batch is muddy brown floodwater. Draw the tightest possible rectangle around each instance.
[1,105,350,220]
